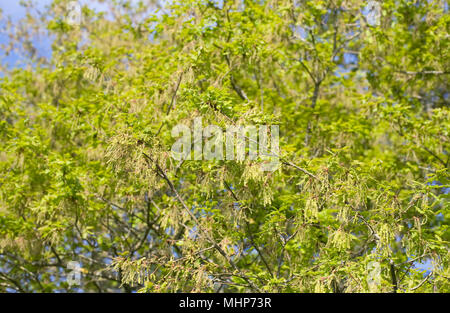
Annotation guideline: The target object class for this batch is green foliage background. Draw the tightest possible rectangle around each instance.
[0,0,448,292]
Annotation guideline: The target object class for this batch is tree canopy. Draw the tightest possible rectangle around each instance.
[0,0,448,293]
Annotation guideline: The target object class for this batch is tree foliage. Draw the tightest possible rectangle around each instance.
[0,0,448,292]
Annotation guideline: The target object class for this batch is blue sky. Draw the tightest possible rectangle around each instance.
[0,0,113,67]
[0,1,51,67]
[0,0,160,68]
